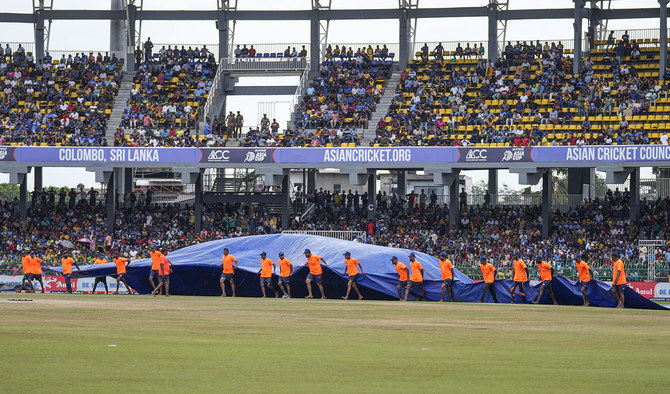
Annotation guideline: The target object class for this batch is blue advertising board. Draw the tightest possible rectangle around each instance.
[2,145,670,165]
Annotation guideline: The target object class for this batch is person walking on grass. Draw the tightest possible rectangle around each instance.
[61,252,80,294]
[20,253,35,293]
[575,254,594,306]
[152,250,174,297]
[149,247,164,295]
[341,251,365,300]
[533,257,558,305]
[113,254,132,295]
[479,256,498,303]
[29,252,45,293]
[277,252,292,298]
[611,252,627,308]
[304,249,327,299]
[257,252,278,298]
[220,247,238,297]
[405,253,427,301]
[510,252,529,303]
[439,252,455,302]
[391,256,409,301]
[92,253,109,294]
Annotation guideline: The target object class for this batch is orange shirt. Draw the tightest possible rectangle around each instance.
[222,254,237,274]
[150,251,163,270]
[575,260,591,282]
[409,260,423,282]
[94,258,107,265]
[279,258,292,277]
[260,258,275,278]
[159,255,170,275]
[513,259,528,282]
[307,254,323,275]
[612,259,626,285]
[439,259,453,280]
[114,257,128,274]
[61,257,75,275]
[32,257,43,275]
[538,261,553,281]
[395,262,408,281]
[480,263,496,283]
[22,255,33,274]
[344,258,360,276]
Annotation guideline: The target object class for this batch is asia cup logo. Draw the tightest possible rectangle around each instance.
[244,150,268,162]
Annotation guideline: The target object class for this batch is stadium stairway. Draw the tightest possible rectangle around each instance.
[106,73,136,142]
[362,71,401,146]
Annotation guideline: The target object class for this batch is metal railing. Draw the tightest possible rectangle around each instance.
[324,43,399,60]
[203,57,225,122]
[606,28,670,43]
[282,230,366,241]
[298,202,317,222]
[151,193,195,205]
[412,193,583,211]
[412,41,486,58]
[289,62,312,116]
[218,57,309,72]
[499,38,575,52]
[46,50,126,63]
[231,43,310,57]
[0,41,35,55]
[154,43,218,60]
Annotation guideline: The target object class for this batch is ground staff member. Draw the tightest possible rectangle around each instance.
[277,252,292,298]
[439,252,454,302]
[510,252,528,303]
[575,254,594,306]
[304,249,327,299]
[341,251,365,300]
[479,256,498,303]
[257,252,278,298]
[220,248,238,297]
[61,252,80,293]
[533,258,558,305]
[611,253,627,308]
[391,256,409,301]
[405,253,426,301]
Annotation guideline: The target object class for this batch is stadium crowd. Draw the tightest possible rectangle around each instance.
[1,185,668,281]
[2,32,668,149]
[0,50,122,147]
[291,55,392,146]
[373,38,669,147]
[116,42,217,147]
[293,187,669,279]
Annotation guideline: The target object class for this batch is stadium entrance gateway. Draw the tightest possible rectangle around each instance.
[638,240,665,282]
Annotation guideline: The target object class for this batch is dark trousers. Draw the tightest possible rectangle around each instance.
[64,273,72,293]
[481,282,498,303]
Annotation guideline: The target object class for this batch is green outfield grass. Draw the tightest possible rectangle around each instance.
[2,294,669,393]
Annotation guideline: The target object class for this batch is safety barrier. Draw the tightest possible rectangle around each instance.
[281,230,366,241]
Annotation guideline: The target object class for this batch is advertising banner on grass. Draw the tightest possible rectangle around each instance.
[628,282,670,300]
[0,275,130,294]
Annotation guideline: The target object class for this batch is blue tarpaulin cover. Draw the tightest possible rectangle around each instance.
[48,234,667,309]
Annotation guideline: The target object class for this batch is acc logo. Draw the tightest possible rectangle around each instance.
[0,147,7,160]
[207,150,230,162]
[465,149,487,161]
